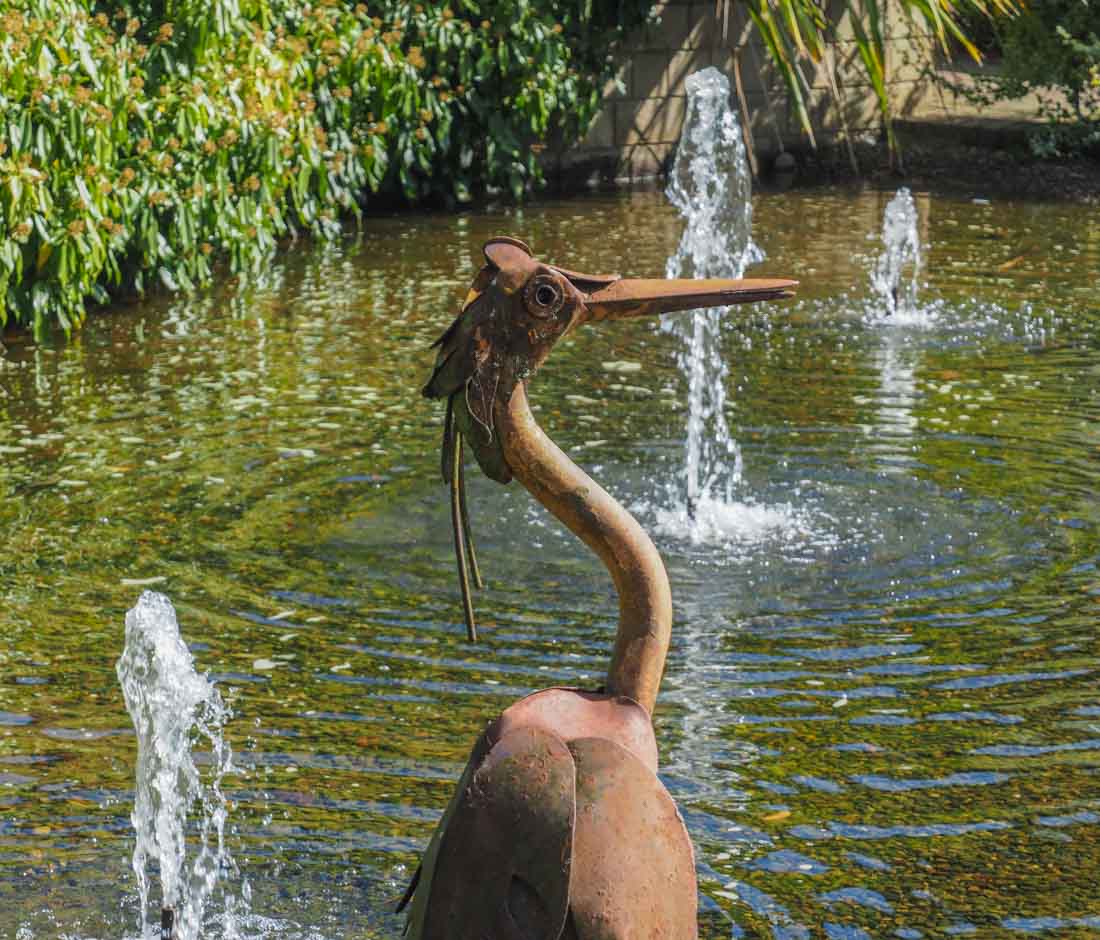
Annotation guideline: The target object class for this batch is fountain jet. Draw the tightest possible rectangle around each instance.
[117,591,238,940]
[663,68,764,522]
[870,187,922,318]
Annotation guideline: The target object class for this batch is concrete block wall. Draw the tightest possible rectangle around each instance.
[554,0,935,183]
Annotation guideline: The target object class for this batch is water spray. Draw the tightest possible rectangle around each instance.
[871,188,921,318]
[117,591,238,940]
[664,67,762,523]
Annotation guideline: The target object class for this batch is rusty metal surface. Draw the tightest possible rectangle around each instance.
[409,237,797,937]
[403,698,696,939]
[546,264,621,294]
[492,688,659,773]
[567,736,698,940]
[421,237,796,646]
[585,276,797,320]
[399,727,495,931]
[412,725,576,940]
[495,384,674,715]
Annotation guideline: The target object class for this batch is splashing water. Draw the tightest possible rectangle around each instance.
[117,591,245,940]
[656,68,811,548]
[860,187,1052,339]
[663,68,762,512]
[869,188,923,321]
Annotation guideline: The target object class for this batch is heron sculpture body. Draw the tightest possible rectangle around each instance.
[401,237,796,939]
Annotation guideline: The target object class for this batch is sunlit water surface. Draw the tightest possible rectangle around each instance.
[1,188,1099,939]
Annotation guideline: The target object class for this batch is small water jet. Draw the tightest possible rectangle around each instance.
[869,187,922,320]
[864,188,927,446]
[864,187,1042,339]
[117,591,241,940]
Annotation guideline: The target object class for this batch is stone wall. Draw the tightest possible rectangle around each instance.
[552,0,934,183]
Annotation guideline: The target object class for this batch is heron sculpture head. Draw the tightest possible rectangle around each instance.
[424,236,796,640]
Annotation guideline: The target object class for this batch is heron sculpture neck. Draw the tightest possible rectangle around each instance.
[407,239,797,940]
[497,383,671,714]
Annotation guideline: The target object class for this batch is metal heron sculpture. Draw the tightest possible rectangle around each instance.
[400,236,797,939]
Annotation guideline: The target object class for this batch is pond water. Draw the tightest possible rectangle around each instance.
[1,187,1098,939]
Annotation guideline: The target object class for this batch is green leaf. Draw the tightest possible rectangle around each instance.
[36,240,52,273]
[0,0,666,330]
[78,46,100,87]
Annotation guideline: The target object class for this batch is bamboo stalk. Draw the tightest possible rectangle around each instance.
[733,51,759,178]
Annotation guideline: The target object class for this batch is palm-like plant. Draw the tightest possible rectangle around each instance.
[734,0,1020,163]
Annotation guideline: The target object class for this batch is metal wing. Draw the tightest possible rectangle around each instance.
[421,266,508,642]
[422,279,500,439]
[404,725,577,940]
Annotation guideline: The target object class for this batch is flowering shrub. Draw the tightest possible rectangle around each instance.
[0,0,651,335]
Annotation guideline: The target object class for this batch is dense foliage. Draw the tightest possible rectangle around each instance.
[0,0,652,336]
[968,0,1100,155]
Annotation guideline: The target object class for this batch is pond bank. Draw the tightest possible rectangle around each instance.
[785,125,1100,205]
[770,71,1100,205]
[566,134,1100,206]
[2,114,1094,349]
[550,116,1099,208]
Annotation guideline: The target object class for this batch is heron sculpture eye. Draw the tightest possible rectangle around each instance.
[524,274,564,317]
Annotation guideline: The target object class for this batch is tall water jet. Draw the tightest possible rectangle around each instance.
[117,591,239,940]
[660,67,764,540]
[870,187,921,319]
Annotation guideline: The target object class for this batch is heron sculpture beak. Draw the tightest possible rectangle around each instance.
[581,276,798,322]
[425,238,799,643]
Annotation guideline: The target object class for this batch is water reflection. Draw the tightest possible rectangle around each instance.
[1,188,1098,938]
